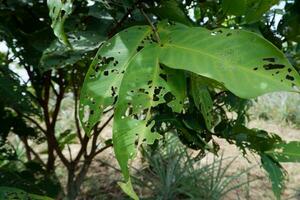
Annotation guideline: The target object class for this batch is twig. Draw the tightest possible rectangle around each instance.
[90,114,114,156]
[67,144,73,162]
[72,70,83,143]
[140,8,160,43]
[21,114,47,134]
[93,143,112,157]
[108,6,135,37]
[108,0,143,37]
[50,81,59,97]
[51,70,65,127]
[27,144,47,168]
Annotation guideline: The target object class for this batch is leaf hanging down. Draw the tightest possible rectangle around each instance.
[158,23,300,99]
[47,0,73,47]
[265,141,300,162]
[190,75,213,130]
[79,26,152,134]
[113,45,186,198]
[261,154,285,200]
[80,22,300,199]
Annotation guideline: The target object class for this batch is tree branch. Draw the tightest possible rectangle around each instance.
[72,70,83,143]
[140,8,160,43]
[90,114,113,156]
[20,114,47,134]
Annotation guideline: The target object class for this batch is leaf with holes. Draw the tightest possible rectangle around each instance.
[47,0,73,47]
[261,154,285,200]
[113,45,186,197]
[0,187,53,200]
[80,22,300,199]
[158,23,300,99]
[265,141,300,162]
[79,26,152,134]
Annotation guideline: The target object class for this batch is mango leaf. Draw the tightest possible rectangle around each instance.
[47,0,73,47]
[39,31,103,71]
[265,141,300,162]
[261,154,285,200]
[113,45,186,198]
[158,23,300,99]
[221,0,279,24]
[79,26,152,134]
[222,0,247,16]
[81,22,300,199]
[190,75,213,130]
[244,0,279,24]
[0,187,53,200]
[149,0,193,26]
[215,123,282,154]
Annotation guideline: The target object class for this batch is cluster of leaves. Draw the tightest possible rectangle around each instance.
[1,0,300,199]
[78,0,300,199]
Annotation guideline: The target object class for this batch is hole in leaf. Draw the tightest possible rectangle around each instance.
[159,73,167,81]
[286,75,295,81]
[263,58,276,62]
[263,64,285,70]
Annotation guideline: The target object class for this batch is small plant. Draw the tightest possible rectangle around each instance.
[134,135,253,200]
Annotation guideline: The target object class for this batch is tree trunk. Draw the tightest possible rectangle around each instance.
[46,139,55,172]
[66,160,92,200]
[67,167,78,200]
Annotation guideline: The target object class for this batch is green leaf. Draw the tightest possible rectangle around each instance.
[222,0,247,16]
[221,0,279,23]
[0,187,53,200]
[265,141,300,162]
[57,130,77,150]
[158,23,300,99]
[39,31,103,71]
[190,75,213,130]
[113,45,186,197]
[47,0,73,47]
[149,0,193,26]
[81,23,300,199]
[261,154,285,200]
[215,124,282,154]
[118,180,139,200]
[244,0,279,24]
[79,26,152,135]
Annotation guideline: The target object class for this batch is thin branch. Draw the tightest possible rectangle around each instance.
[72,70,83,143]
[90,114,114,156]
[20,114,47,134]
[27,144,47,168]
[50,81,59,97]
[93,143,112,157]
[108,2,138,37]
[73,135,89,164]
[67,144,73,162]
[96,114,114,136]
[140,8,160,43]
[51,70,65,127]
